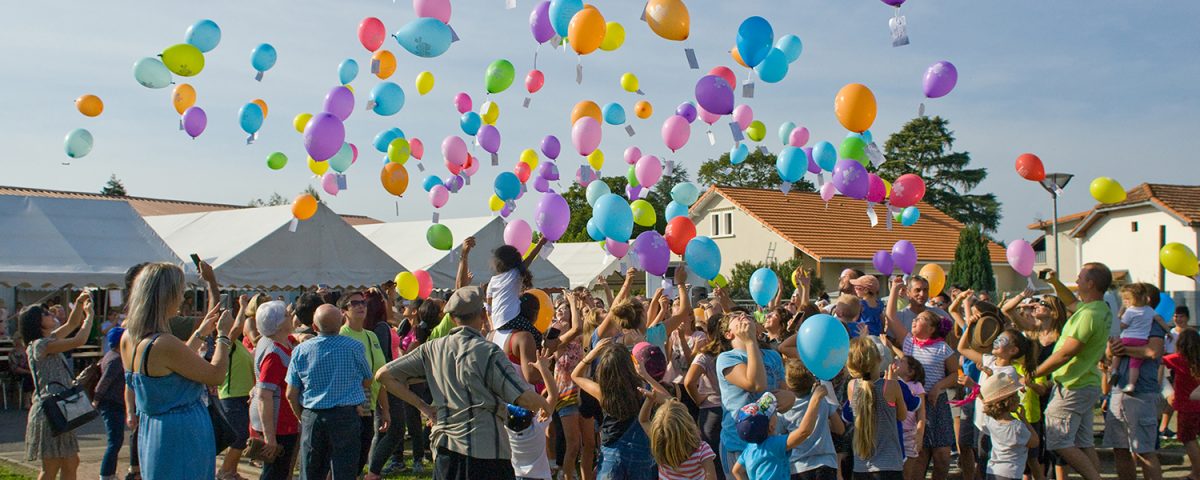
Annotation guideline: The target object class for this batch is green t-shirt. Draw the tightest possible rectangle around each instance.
[219,339,254,399]
[340,326,387,410]
[1051,300,1112,389]
[428,313,456,341]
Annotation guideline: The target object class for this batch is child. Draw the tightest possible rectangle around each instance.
[850,275,885,336]
[896,357,926,480]
[783,360,845,480]
[486,239,546,337]
[94,327,127,480]
[507,355,558,480]
[846,336,907,480]
[572,339,664,479]
[643,397,719,480]
[1113,283,1172,392]
[1165,329,1200,480]
[731,388,831,480]
[979,372,1039,480]
[837,295,893,369]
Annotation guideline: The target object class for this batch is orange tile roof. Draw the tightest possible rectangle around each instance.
[1026,210,1090,230]
[696,186,1007,263]
[1071,183,1200,237]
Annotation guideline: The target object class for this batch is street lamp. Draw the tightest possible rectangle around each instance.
[1039,172,1074,273]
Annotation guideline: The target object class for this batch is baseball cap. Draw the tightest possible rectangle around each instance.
[506,404,532,432]
[106,327,125,349]
[734,392,778,444]
[632,342,667,382]
[445,286,485,317]
[850,275,880,293]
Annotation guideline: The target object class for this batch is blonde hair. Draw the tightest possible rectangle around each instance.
[649,400,700,469]
[581,307,603,353]
[835,294,862,319]
[125,263,185,341]
[846,337,881,459]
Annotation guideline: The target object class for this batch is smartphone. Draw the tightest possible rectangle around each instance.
[218,293,230,309]
[1037,270,1049,280]
[189,253,201,269]
[317,283,329,290]
[545,327,562,342]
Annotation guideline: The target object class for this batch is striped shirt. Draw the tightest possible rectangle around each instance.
[902,335,956,392]
[285,334,371,410]
[384,325,530,460]
[659,441,715,480]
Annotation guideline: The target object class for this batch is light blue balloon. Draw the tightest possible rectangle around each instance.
[422,175,444,192]
[593,194,634,242]
[775,34,803,63]
[338,59,359,85]
[749,267,779,307]
[494,172,521,201]
[602,103,626,126]
[251,43,277,72]
[754,48,789,84]
[586,181,610,206]
[370,82,405,116]
[776,146,805,183]
[730,143,749,165]
[373,128,405,153]
[684,236,721,281]
[796,314,849,381]
[901,206,920,227]
[238,103,264,134]
[185,19,222,53]
[549,0,583,38]
[778,121,796,146]
[665,201,689,220]
[736,16,774,68]
[132,57,172,89]
[1157,293,1176,322]
[64,128,93,159]
[329,143,354,173]
[670,182,700,206]
[586,218,605,241]
[393,18,452,58]
[861,130,874,144]
[813,141,837,172]
[460,112,482,136]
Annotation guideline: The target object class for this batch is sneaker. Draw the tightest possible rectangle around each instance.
[1162,428,1177,439]
[412,461,425,475]
[381,460,408,476]
[124,471,141,480]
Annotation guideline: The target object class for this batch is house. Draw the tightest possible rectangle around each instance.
[688,186,1021,295]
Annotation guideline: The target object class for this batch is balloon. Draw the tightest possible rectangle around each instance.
[132,57,172,89]
[776,147,805,183]
[519,149,540,170]
[586,180,610,206]
[321,172,341,196]
[185,19,221,52]
[873,251,894,275]
[393,271,419,301]
[63,129,93,159]
[661,115,690,152]
[919,264,946,297]
[634,101,653,119]
[587,150,604,170]
[1160,243,1200,277]
[901,206,920,227]
[665,200,689,220]
[410,71,434,96]
[890,174,926,208]
[775,34,802,63]
[378,163,409,196]
[820,182,836,202]
[730,143,749,165]
[359,17,386,52]
[541,135,561,159]
[324,86,354,121]
[811,141,836,172]
[694,75,734,116]
[644,0,690,41]
[494,172,521,201]
[372,128,404,153]
[266,152,288,170]
[371,50,397,79]
[789,127,810,147]
[530,1,556,43]
[708,66,736,89]
[161,43,205,77]
[633,231,670,276]
[571,101,603,126]
[749,268,779,307]
[603,103,626,125]
[754,48,788,83]
[623,146,642,165]
[745,121,766,142]
[459,112,482,136]
[839,136,868,166]
[891,240,918,275]
[777,122,796,146]
[831,160,869,199]
[536,191,571,241]
[600,22,626,51]
[485,59,515,94]
[923,61,958,99]
[549,0,584,37]
[408,138,424,160]
[414,0,451,23]
[394,18,453,58]
[182,107,207,138]
[732,105,753,130]
[671,182,701,206]
[250,43,277,73]
[528,289,554,332]
[454,92,473,114]
[421,175,444,193]
[594,194,634,241]
[834,83,877,133]
[572,117,602,156]
[526,69,545,93]
[166,84,196,116]
[861,174,885,203]
[407,269,431,299]
[1155,293,1176,323]
[1090,177,1126,204]
[292,194,318,221]
[796,314,849,381]
[533,176,552,193]
[442,136,468,166]
[567,5,605,55]
[606,239,630,259]
[685,237,721,280]
[303,113,345,161]
[735,16,774,68]
[626,165,639,188]
[387,138,411,164]
[75,94,103,117]
[478,125,502,154]
[620,73,640,93]
[293,113,312,134]
[427,224,453,250]
[665,216,697,255]
[631,199,657,227]
[504,220,534,251]
[308,157,329,176]
[804,147,820,174]
[882,0,906,5]
[538,161,560,181]
[1015,153,1045,182]
[488,194,505,212]
[698,106,720,126]
[334,59,358,86]
[1006,239,1035,277]
[238,103,264,135]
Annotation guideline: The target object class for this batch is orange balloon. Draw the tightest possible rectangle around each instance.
[251,99,268,118]
[381,162,409,196]
[730,47,748,68]
[644,0,690,41]
[570,100,602,126]
[634,100,653,119]
[567,5,606,55]
[172,84,196,115]
[834,83,877,133]
[75,94,103,117]
[372,50,397,79]
[292,194,318,221]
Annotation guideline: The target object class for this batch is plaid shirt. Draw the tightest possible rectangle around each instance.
[286,334,371,410]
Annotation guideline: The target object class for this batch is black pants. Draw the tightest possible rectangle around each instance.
[402,383,432,462]
[433,447,516,480]
[357,415,374,475]
[368,396,408,473]
[793,466,839,480]
[299,406,362,480]
[260,433,299,480]
[852,472,902,480]
[697,406,725,480]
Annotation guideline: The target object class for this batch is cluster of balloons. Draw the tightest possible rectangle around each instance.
[529,0,627,56]
[65,95,104,159]
[394,270,435,301]
[733,17,803,84]
[873,240,918,276]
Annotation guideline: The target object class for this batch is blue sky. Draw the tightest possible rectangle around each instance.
[3,1,1198,246]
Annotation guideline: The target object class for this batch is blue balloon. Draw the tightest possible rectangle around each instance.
[665,201,689,220]
[250,43,277,72]
[460,112,482,136]
[861,130,874,144]
[775,34,803,63]
[796,314,850,381]
[422,175,444,192]
[185,19,222,53]
[338,59,359,85]
[749,268,779,307]
[393,18,452,58]
[812,141,837,172]
[684,237,721,281]
[238,103,264,134]
[778,121,796,146]
[586,181,610,206]
[593,194,634,242]
[776,146,805,183]
[549,0,583,38]
[602,103,626,125]
[494,172,521,201]
[730,143,749,165]
[901,206,920,226]
[373,128,405,153]
[370,82,405,116]
[754,48,788,84]
[736,16,774,68]
[586,218,605,241]
[1157,293,1176,322]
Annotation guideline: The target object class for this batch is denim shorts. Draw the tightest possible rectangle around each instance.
[218,396,251,449]
[557,402,580,418]
[598,422,656,480]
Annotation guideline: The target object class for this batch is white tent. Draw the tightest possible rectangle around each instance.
[543,242,623,289]
[146,203,403,289]
[0,195,190,288]
[356,216,569,290]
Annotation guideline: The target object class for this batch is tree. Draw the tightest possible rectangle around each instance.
[878,116,1002,231]
[697,149,815,191]
[302,185,323,203]
[247,193,288,207]
[557,166,689,243]
[100,174,127,196]
[726,257,824,303]
[948,224,996,294]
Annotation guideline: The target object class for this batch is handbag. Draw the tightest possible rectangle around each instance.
[75,361,101,400]
[209,395,237,453]
[30,350,98,435]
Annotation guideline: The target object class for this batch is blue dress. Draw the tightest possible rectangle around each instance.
[126,334,215,480]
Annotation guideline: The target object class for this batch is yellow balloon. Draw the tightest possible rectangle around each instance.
[631,199,656,227]
[172,84,196,115]
[746,120,766,142]
[308,156,329,176]
[520,149,539,169]
[1160,243,1200,277]
[416,71,435,96]
[882,178,892,199]
[480,101,500,125]
[343,84,355,94]
[294,113,312,133]
[587,149,605,170]
[1089,177,1126,204]
[599,22,625,51]
[709,273,728,288]
[161,43,205,77]
[488,194,505,212]
[919,264,946,298]
[388,138,411,164]
[620,73,639,93]
[394,272,419,300]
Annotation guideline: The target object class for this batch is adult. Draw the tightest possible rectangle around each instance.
[1002,287,1069,480]
[249,301,299,480]
[823,268,864,313]
[885,275,949,335]
[120,263,238,480]
[285,304,372,480]
[22,292,95,480]
[336,292,391,476]
[1104,282,1166,480]
[376,286,550,480]
[291,292,325,343]
[1032,262,1114,480]
[366,286,411,478]
[395,299,444,474]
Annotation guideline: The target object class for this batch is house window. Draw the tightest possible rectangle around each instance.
[1131,221,1138,232]
[711,214,720,236]
[723,212,733,236]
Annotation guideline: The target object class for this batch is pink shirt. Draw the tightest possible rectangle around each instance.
[659,441,715,480]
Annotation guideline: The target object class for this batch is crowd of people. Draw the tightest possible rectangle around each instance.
[10,240,1200,480]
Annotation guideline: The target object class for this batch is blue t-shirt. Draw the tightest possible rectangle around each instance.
[1113,319,1167,394]
[716,348,785,453]
[783,395,837,473]
[738,434,790,480]
[859,299,885,336]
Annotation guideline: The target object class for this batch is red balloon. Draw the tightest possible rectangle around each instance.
[708,66,737,91]
[890,174,926,208]
[446,159,463,175]
[358,17,386,52]
[1015,153,1045,182]
[414,269,433,299]
[515,162,532,183]
[526,69,545,94]
[665,217,697,256]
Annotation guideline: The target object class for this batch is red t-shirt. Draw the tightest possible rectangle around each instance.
[1164,353,1200,413]
[259,340,299,435]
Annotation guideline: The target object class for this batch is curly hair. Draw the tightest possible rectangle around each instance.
[492,245,533,290]
[982,393,1020,420]
[648,400,700,469]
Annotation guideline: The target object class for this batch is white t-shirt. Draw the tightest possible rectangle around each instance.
[974,354,1018,430]
[981,416,1031,479]
[488,269,521,329]
[1166,327,1184,355]
[508,416,551,479]
[1120,305,1156,341]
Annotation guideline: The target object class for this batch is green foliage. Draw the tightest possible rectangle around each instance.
[725,256,822,302]
[698,149,815,191]
[557,166,689,243]
[948,224,997,294]
[100,174,127,196]
[247,192,288,207]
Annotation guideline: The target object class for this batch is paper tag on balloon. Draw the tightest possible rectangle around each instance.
[821,381,839,406]
[625,125,635,137]
[449,25,461,42]
[523,97,532,108]
[371,60,380,74]
[491,153,500,165]
[664,159,674,175]
[179,119,184,131]
[757,146,769,155]
[464,175,471,185]
[1026,276,1036,291]
[866,143,886,167]
[640,2,648,21]
[366,100,376,111]
[505,0,516,9]
[780,182,792,195]
[918,102,926,117]
[255,71,264,82]
[417,163,425,172]
[288,219,299,233]
[576,64,584,84]
[520,183,527,195]
[890,14,909,47]
[742,81,755,98]
[685,48,699,69]
[867,203,879,227]
[246,133,256,145]
[432,212,440,223]
[337,174,348,190]
[636,89,645,96]
[729,122,745,142]
[707,130,715,145]
[551,35,561,48]
[541,243,554,258]
[817,172,825,186]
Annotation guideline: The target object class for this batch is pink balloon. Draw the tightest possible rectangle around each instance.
[504,219,534,251]
[708,66,737,90]
[606,239,630,259]
[463,154,480,177]
[1007,239,1035,277]
[788,127,810,147]
[414,269,433,299]
[349,143,359,165]
[410,138,424,159]
[441,136,467,166]
[697,106,721,126]
[890,174,926,208]
[321,173,340,196]
[526,69,545,94]
[453,92,472,114]
[661,115,691,152]
[413,0,451,23]
[576,165,597,187]
[429,184,450,208]
[732,104,753,130]
[515,162,532,183]
[866,174,886,203]
[820,182,836,202]
[571,117,602,156]
[623,146,642,165]
[635,155,663,187]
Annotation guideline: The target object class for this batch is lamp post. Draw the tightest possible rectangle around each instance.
[1039,173,1074,273]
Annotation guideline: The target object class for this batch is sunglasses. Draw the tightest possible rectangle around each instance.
[347,300,366,308]
[1037,300,1053,308]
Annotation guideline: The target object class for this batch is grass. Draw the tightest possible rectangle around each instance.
[0,461,34,480]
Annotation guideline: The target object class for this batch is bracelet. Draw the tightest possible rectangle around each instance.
[215,337,232,347]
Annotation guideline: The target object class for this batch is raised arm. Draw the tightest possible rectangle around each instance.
[662,265,694,335]
[571,338,611,401]
[885,276,907,341]
[523,236,549,269]
[165,309,237,386]
[598,275,615,307]
[50,291,90,341]
[557,292,584,347]
[45,293,96,354]
[955,313,985,366]
[1002,288,1038,331]
[456,236,476,289]
[786,384,830,449]
[200,261,220,313]
[1040,269,1078,312]
[596,268,639,339]
[722,320,767,392]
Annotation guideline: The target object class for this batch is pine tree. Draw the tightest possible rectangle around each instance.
[949,224,996,294]
[698,149,815,191]
[100,174,127,196]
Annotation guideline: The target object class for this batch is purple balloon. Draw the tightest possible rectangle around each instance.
[478,125,502,154]
[533,175,552,193]
[444,174,465,193]
[323,86,355,121]
[694,75,734,115]
[872,250,894,276]
[803,147,821,174]
[675,102,698,124]
[540,135,561,159]
[891,240,917,275]
[881,0,905,6]
[500,203,514,218]
[304,113,346,161]
[182,106,207,138]
[633,231,670,276]
[529,1,555,44]
[923,61,958,99]
[626,185,643,201]
[831,159,869,199]
[538,161,560,181]
[535,191,570,241]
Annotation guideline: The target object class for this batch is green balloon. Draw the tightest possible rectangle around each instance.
[266,152,288,170]
[839,136,868,165]
[64,128,94,159]
[485,59,515,94]
[746,120,766,142]
[626,165,639,188]
[427,223,453,251]
[161,43,205,77]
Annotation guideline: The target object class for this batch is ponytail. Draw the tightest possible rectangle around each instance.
[852,378,877,459]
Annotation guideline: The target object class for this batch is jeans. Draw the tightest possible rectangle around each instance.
[368,396,408,473]
[597,421,657,480]
[299,406,362,480]
[402,383,432,462]
[98,401,125,477]
[260,433,299,480]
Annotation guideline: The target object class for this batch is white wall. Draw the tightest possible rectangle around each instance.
[1032,224,1082,282]
[692,196,795,278]
[1078,206,1198,292]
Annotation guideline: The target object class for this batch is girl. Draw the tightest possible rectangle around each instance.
[846,337,907,480]
[887,308,956,480]
[716,311,788,476]
[552,291,594,480]
[684,314,730,479]
[487,240,546,336]
[1113,283,1171,392]
[897,357,927,480]
[784,359,846,480]
[979,373,1039,480]
[1164,329,1200,480]
[572,339,664,480]
[643,397,718,480]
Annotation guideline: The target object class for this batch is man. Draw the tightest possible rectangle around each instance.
[1104,282,1166,480]
[291,292,325,343]
[337,292,390,476]
[286,304,373,480]
[885,275,949,335]
[376,286,549,480]
[1033,262,1114,480]
[822,268,863,313]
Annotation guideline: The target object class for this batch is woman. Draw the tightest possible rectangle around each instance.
[249,301,299,480]
[550,291,594,480]
[121,263,237,480]
[366,287,409,478]
[217,294,257,480]
[1002,289,1068,480]
[22,292,95,480]
[396,299,443,474]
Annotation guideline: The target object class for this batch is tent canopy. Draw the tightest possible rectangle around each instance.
[356,216,569,290]
[543,242,622,289]
[0,195,190,289]
[147,203,403,289]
